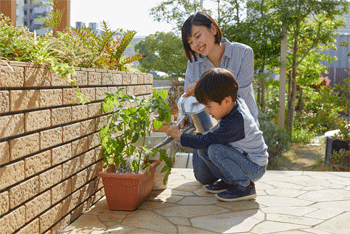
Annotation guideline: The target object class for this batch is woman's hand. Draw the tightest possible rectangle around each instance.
[183,80,199,97]
[166,125,182,140]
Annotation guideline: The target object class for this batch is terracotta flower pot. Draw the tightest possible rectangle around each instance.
[97,160,160,211]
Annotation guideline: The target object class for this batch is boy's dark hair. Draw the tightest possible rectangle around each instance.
[195,68,239,105]
[181,12,222,63]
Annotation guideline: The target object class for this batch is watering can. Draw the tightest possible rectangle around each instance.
[150,93,218,151]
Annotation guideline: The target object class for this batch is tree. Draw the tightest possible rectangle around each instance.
[37,0,63,37]
[273,0,349,134]
[149,0,349,136]
[292,40,337,113]
[150,0,204,33]
[29,0,64,37]
[135,32,187,76]
[149,0,247,34]
[214,0,247,29]
[226,0,281,111]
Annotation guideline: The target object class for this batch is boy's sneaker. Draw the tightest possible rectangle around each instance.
[215,182,257,202]
[204,180,229,193]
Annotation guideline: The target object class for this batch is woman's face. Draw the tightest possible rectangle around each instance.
[188,24,217,57]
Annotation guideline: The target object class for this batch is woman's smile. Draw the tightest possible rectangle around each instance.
[198,45,205,53]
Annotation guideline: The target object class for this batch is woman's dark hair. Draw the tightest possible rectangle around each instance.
[181,12,222,62]
[195,68,239,105]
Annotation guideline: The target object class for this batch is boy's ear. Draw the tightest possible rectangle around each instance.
[223,96,233,105]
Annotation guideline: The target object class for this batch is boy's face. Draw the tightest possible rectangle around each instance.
[204,97,235,120]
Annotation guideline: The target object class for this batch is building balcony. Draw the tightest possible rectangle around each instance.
[23,3,35,11]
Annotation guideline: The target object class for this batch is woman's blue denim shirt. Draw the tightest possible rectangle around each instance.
[184,38,259,124]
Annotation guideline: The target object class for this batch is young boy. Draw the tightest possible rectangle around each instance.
[166,68,268,202]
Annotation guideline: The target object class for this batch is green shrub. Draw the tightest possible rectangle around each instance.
[295,86,343,134]
[259,113,291,169]
[0,14,146,104]
[291,124,317,144]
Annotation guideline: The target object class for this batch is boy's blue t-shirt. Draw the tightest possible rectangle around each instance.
[180,97,269,167]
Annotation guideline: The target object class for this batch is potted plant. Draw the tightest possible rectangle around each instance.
[152,76,184,132]
[329,78,350,171]
[330,121,350,171]
[98,88,173,210]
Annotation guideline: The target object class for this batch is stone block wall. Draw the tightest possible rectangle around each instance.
[0,61,153,234]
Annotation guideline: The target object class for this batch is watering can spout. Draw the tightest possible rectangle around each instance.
[150,115,195,151]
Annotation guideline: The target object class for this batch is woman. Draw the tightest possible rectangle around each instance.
[180,12,259,185]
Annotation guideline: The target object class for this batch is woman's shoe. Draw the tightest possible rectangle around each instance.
[215,182,256,202]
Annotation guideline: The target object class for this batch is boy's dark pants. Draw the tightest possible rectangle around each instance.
[192,144,266,187]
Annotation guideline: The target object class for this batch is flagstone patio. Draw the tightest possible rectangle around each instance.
[60,169,350,234]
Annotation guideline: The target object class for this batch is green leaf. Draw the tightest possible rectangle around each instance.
[152,148,159,157]
[146,168,151,176]
[159,90,168,100]
[129,107,137,113]
[116,122,123,131]
[123,108,131,116]
[99,124,110,138]
[131,159,138,172]
[153,119,163,130]
[152,88,158,97]
[165,115,172,126]
[160,165,169,173]
[124,129,133,140]
[144,154,149,162]
[163,171,171,185]
[102,98,113,113]
[131,132,140,143]
[142,146,153,154]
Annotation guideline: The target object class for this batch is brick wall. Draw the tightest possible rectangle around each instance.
[0,61,153,234]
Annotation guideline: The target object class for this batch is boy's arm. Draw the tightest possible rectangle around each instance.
[180,116,245,149]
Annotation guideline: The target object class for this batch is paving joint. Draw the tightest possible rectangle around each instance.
[60,169,350,234]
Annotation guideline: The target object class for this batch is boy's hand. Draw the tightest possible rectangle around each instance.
[166,125,182,140]
[177,113,189,129]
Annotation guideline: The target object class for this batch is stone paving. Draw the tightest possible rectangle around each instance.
[60,169,350,234]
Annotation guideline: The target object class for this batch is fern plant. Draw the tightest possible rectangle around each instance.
[70,21,147,71]
[1,14,147,104]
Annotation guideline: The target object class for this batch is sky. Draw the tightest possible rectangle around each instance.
[70,0,174,37]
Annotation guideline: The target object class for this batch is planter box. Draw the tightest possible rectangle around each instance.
[334,165,350,171]
[97,160,159,211]
[325,136,349,165]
